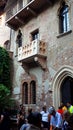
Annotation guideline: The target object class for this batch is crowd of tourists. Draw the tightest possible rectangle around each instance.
[0,102,73,130]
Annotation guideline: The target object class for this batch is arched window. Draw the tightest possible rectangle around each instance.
[4,40,10,50]
[59,2,70,33]
[30,81,36,104]
[22,80,36,105]
[23,82,28,104]
[16,29,22,47]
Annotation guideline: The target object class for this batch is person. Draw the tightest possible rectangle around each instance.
[68,114,73,130]
[31,111,42,129]
[61,103,67,113]
[48,106,63,130]
[57,105,64,117]
[20,107,31,130]
[66,102,73,114]
[17,105,25,130]
[0,110,4,129]
[20,111,42,130]
[40,105,50,130]
[20,123,29,130]
[62,111,70,130]
[0,108,11,130]
[27,108,33,124]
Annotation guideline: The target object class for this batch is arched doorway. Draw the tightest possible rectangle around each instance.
[52,65,73,109]
[61,76,73,105]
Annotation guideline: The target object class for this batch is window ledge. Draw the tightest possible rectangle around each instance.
[57,30,72,38]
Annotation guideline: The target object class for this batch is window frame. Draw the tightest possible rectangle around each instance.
[23,82,28,104]
[30,81,36,104]
[31,29,39,41]
[22,80,36,105]
[59,4,70,34]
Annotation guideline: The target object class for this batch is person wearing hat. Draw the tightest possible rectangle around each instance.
[48,106,63,130]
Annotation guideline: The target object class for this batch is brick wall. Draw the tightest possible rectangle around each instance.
[9,0,73,110]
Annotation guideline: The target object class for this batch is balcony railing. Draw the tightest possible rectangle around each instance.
[5,0,53,30]
[18,39,46,62]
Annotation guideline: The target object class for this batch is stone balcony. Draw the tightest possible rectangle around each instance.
[18,39,47,70]
[5,0,54,30]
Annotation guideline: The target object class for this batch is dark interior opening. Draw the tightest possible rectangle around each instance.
[61,76,73,105]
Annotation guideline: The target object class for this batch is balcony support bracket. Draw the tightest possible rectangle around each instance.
[20,62,29,73]
[5,23,15,30]
[19,56,47,72]
[27,7,37,17]
[15,16,25,25]
[34,56,47,70]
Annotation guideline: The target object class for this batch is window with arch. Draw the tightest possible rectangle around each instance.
[23,82,28,104]
[59,2,70,33]
[22,80,36,104]
[4,40,10,50]
[30,80,36,104]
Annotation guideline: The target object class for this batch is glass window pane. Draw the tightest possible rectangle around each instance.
[59,4,69,33]
[30,81,36,104]
[23,82,28,104]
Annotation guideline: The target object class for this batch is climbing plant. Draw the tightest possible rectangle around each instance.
[0,47,11,89]
[0,47,15,110]
[0,84,16,111]
[0,84,10,109]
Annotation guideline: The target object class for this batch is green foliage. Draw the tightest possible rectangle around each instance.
[0,47,14,110]
[0,84,16,110]
[0,47,11,89]
[0,84,10,109]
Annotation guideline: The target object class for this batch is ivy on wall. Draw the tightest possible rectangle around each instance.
[0,84,10,109]
[0,47,15,111]
[0,47,11,89]
[0,47,14,110]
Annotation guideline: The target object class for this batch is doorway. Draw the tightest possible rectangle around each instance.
[53,65,73,109]
[61,76,73,105]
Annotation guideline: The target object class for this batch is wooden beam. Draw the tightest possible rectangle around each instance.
[5,22,17,30]
[27,7,37,17]
[15,16,25,25]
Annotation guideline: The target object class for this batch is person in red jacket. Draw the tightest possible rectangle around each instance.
[57,105,64,117]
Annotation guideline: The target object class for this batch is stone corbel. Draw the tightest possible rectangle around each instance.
[20,62,29,73]
[34,56,47,70]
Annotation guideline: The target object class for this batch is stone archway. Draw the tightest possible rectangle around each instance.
[52,65,73,109]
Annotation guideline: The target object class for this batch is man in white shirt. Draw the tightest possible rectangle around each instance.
[40,105,50,130]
